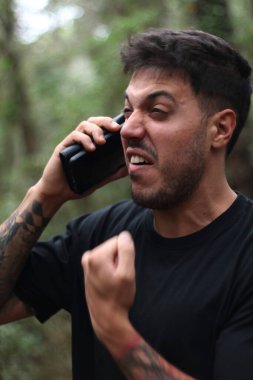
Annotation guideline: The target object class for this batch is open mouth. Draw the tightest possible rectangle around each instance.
[130,155,151,165]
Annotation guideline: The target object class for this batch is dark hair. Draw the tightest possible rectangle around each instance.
[120,29,252,155]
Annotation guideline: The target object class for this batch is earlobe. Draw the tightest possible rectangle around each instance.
[211,109,236,150]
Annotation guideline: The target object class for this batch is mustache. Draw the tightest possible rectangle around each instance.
[125,140,157,160]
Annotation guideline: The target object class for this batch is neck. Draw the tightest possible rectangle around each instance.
[153,184,237,238]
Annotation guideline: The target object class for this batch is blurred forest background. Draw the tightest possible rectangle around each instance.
[0,0,253,378]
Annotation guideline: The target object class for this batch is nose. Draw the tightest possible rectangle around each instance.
[121,112,145,140]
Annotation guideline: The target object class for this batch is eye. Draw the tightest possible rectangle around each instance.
[123,107,132,119]
[150,107,168,120]
[151,106,168,114]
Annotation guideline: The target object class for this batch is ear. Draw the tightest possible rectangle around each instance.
[210,109,236,150]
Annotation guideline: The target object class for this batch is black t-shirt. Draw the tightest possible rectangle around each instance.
[15,193,253,379]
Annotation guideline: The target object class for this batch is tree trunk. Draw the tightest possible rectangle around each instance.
[0,0,37,156]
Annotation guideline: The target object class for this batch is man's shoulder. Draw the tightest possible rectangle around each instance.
[227,193,253,270]
[235,192,253,222]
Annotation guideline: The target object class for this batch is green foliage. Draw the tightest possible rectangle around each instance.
[0,312,72,380]
[0,320,45,379]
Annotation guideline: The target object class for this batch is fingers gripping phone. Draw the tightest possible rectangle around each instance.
[60,113,125,194]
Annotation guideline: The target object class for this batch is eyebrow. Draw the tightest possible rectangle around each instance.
[124,90,176,104]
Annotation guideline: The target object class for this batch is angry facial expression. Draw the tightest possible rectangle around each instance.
[120,68,209,210]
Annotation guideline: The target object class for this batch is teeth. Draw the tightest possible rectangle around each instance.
[130,155,147,164]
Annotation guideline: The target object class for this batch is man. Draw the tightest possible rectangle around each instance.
[0,29,252,379]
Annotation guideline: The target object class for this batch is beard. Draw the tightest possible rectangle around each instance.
[130,130,207,210]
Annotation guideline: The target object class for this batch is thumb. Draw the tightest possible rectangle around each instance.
[117,231,135,274]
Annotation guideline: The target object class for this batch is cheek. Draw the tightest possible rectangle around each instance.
[157,129,207,168]
[155,132,187,163]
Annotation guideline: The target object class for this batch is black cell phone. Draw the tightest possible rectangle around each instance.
[60,113,125,194]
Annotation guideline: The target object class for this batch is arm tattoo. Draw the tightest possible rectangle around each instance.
[117,341,195,380]
[0,200,50,306]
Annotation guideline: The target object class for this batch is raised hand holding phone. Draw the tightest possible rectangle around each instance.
[60,113,125,194]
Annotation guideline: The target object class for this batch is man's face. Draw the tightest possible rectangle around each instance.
[121,68,209,210]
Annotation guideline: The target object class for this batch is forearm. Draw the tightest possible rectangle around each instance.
[115,333,196,380]
[0,183,63,308]
[96,316,195,380]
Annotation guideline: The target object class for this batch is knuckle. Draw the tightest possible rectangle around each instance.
[76,121,87,130]
[117,271,132,285]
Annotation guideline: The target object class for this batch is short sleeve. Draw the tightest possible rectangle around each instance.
[14,216,85,323]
